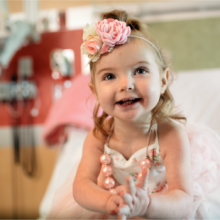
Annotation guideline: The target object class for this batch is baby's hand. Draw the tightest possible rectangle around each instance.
[114,168,150,220]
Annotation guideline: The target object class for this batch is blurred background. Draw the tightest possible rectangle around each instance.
[0,0,220,219]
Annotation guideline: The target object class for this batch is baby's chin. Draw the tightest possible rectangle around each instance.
[114,111,151,124]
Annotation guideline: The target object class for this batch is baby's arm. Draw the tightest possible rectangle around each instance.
[116,120,193,219]
[73,130,121,214]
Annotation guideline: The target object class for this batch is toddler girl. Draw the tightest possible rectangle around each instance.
[48,9,220,219]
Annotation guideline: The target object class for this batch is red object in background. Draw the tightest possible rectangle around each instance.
[59,11,66,30]
[0,29,83,126]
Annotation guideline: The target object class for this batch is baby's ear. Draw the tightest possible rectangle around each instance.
[88,82,98,98]
[161,68,169,94]
[88,82,94,93]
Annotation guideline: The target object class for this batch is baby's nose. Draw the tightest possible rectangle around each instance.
[119,76,134,92]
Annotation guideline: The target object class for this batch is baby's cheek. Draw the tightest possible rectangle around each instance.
[148,86,161,105]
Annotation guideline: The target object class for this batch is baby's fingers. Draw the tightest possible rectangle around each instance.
[112,196,129,220]
[136,168,149,190]
[110,196,123,216]
[116,185,126,196]
[117,214,127,220]
[125,176,136,195]
[112,195,123,208]
[117,204,130,217]
[121,193,133,207]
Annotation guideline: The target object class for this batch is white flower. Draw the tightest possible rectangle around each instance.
[81,43,89,55]
[82,23,98,41]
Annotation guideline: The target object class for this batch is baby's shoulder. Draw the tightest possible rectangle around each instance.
[157,119,186,136]
[83,129,106,152]
[84,119,113,153]
[157,119,189,157]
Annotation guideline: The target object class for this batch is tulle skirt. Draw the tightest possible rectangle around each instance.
[186,124,220,219]
[47,123,220,219]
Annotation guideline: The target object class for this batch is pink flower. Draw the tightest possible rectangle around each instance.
[132,158,137,163]
[156,181,161,186]
[149,148,157,159]
[155,184,165,193]
[134,172,139,179]
[155,182,165,192]
[81,37,102,55]
[95,19,131,48]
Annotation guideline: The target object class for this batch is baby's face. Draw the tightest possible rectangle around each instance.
[93,38,164,123]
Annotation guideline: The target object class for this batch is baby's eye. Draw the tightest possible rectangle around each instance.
[103,73,115,81]
[135,68,148,75]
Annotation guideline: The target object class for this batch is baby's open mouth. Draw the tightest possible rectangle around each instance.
[116,98,142,106]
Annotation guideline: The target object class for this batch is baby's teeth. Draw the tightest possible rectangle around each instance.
[121,98,135,102]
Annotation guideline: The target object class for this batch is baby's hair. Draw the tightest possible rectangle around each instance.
[90,9,186,139]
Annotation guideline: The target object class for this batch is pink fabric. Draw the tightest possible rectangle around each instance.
[42,74,95,146]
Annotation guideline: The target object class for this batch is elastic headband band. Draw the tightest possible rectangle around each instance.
[129,35,162,61]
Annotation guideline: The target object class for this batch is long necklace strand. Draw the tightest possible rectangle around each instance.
[100,124,153,193]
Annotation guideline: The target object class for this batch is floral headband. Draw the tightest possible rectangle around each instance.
[81,19,162,62]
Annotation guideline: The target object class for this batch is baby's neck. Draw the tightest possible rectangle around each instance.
[113,118,151,141]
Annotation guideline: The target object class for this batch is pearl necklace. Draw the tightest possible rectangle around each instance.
[100,124,153,194]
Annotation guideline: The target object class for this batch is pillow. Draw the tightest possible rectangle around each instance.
[42,74,95,146]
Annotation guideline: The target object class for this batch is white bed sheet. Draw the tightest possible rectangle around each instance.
[38,128,88,219]
[170,68,220,135]
[38,68,220,219]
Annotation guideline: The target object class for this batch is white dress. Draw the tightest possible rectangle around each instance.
[48,123,220,219]
[104,127,167,195]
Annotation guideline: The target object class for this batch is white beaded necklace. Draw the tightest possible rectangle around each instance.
[100,123,154,193]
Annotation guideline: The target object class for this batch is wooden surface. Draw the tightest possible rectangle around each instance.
[0,146,59,219]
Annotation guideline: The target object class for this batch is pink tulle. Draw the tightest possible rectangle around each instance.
[47,123,220,219]
[185,123,220,219]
